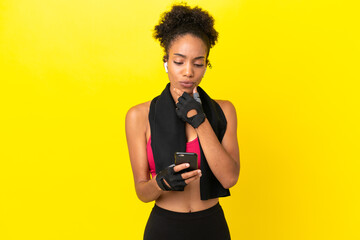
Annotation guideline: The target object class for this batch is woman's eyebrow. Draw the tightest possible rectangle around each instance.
[173,53,186,58]
[173,53,205,59]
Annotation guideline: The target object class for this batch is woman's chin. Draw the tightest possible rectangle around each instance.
[171,83,194,95]
[183,88,193,95]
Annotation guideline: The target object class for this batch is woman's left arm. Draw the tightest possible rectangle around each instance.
[195,100,240,189]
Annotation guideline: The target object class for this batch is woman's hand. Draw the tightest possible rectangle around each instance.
[172,87,199,118]
[156,163,202,191]
[172,87,240,189]
[173,87,206,128]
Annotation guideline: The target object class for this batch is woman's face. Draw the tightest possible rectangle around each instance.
[166,34,207,94]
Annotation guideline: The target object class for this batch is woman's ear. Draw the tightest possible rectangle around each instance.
[164,62,168,73]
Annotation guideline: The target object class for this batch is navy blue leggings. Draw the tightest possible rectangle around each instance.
[144,203,231,240]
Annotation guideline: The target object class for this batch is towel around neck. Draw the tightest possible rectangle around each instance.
[149,83,230,200]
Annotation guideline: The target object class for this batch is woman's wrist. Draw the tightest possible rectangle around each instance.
[153,175,163,192]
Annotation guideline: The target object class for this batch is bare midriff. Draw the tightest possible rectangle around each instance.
[146,121,218,213]
[155,179,219,213]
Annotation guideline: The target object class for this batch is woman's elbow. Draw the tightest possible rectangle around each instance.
[221,176,239,189]
[135,190,153,203]
[137,195,153,203]
[220,167,240,189]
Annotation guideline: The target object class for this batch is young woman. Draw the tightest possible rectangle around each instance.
[125,4,240,240]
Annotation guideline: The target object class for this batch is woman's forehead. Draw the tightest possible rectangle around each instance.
[168,34,207,57]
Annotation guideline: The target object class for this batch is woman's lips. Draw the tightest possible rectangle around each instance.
[179,81,194,88]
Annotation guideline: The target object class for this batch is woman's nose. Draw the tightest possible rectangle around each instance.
[184,62,194,77]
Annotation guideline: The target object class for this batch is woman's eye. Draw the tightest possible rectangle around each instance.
[194,64,204,67]
[174,61,183,65]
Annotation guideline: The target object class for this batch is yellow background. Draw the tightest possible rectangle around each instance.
[1,0,359,239]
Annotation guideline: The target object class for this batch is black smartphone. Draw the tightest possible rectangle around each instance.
[174,152,198,171]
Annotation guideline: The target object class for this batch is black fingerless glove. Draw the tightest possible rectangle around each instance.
[156,164,186,191]
[176,92,206,128]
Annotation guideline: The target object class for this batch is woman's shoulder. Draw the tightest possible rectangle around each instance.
[214,99,237,122]
[214,99,236,113]
[125,101,151,124]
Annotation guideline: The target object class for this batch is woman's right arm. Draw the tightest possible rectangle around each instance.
[126,103,202,202]
[125,104,162,203]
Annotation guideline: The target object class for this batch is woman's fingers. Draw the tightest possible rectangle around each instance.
[172,88,183,103]
[173,163,190,172]
[182,169,202,180]
[183,169,202,184]
[173,164,202,180]
[172,164,202,186]
[163,168,201,189]
[173,86,199,104]
[184,175,201,185]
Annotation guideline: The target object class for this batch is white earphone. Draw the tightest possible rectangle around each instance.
[164,62,168,73]
[203,68,207,78]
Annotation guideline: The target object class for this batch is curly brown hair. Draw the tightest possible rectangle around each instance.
[153,3,218,65]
